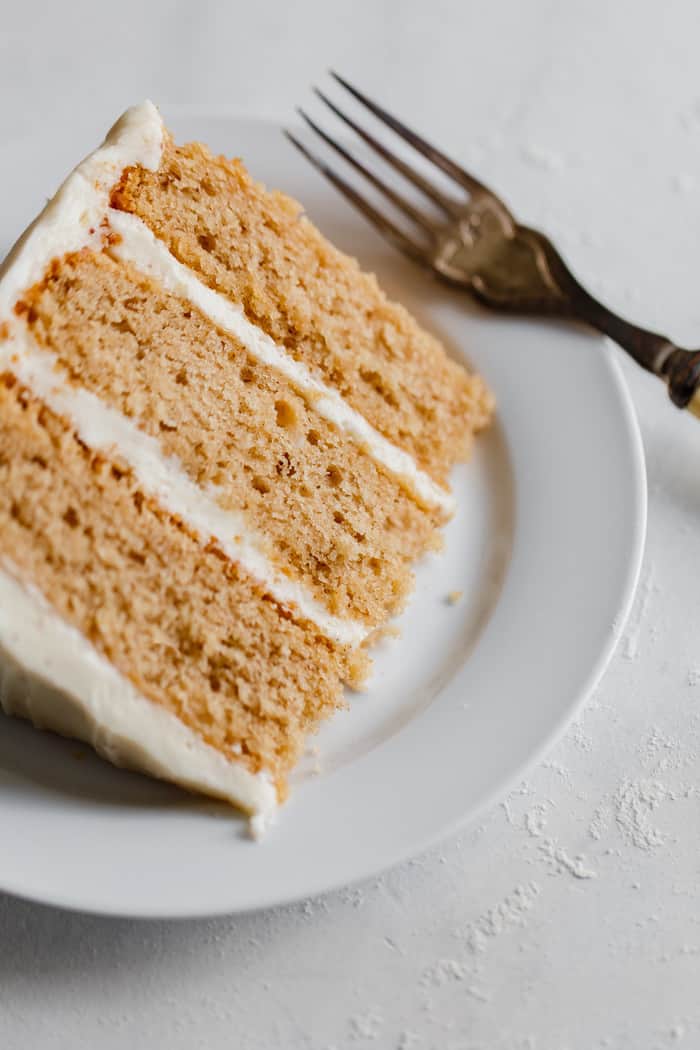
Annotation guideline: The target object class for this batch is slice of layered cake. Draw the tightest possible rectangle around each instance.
[0,102,493,833]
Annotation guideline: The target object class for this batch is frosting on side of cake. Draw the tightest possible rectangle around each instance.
[0,564,278,820]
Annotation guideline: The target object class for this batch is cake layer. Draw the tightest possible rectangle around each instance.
[0,376,364,792]
[107,206,455,514]
[20,249,443,626]
[110,136,494,485]
[0,571,277,819]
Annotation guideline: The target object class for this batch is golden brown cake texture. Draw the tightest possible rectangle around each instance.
[110,134,493,485]
[0,104,493,816]
[0,377,361,794]
[20,251,444,626]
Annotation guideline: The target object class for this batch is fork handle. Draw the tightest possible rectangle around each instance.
[540,237,700,414]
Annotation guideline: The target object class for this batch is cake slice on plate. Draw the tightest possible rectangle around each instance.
[0,102,493,834]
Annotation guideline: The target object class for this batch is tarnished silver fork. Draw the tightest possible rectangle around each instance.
[287,72,700,417]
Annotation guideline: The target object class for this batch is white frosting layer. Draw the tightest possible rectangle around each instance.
[108,209,455,515]
[0,565,277,818]
[0,333,366,647]
[0,101,164,320]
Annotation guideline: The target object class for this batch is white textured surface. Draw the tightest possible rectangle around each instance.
[1,1,700,1047]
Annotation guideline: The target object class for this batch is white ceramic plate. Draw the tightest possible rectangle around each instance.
[0,113,646,918]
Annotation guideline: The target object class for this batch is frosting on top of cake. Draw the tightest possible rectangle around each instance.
[0,101,164,320]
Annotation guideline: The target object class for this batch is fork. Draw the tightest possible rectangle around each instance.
[286,72,700,418]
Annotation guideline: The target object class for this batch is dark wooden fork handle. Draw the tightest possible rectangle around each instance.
[539,231,700,414]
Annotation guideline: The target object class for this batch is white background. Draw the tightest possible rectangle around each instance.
[2,1,700,1047]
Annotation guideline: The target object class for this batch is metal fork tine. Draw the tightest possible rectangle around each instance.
[297,108,437,238]
[312,88,459,217]
[330,71,491,199]
[284,131,432,267]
